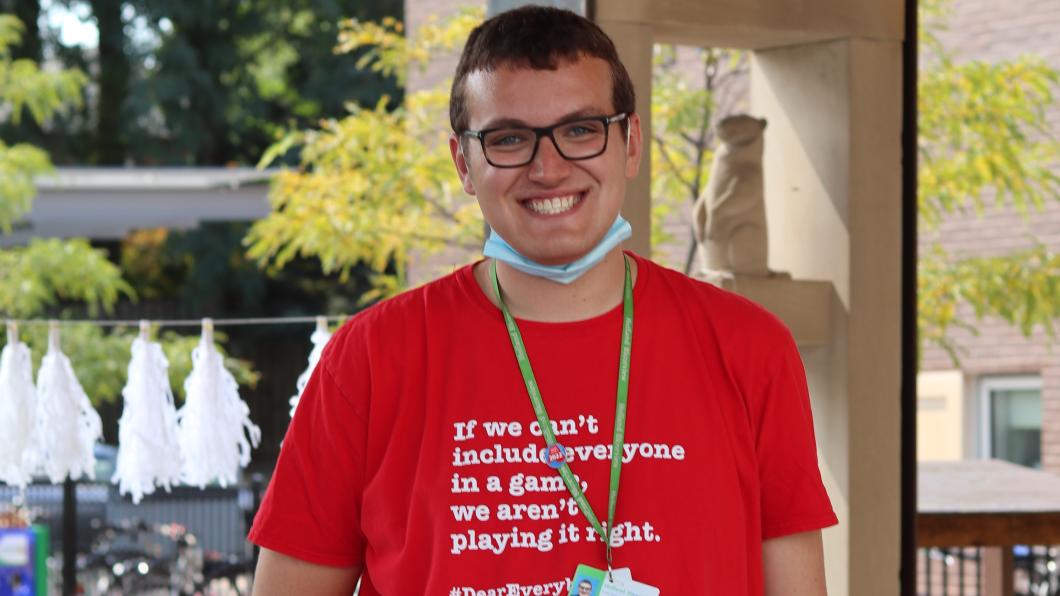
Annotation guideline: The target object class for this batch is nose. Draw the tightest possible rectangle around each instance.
[527,134,572,184]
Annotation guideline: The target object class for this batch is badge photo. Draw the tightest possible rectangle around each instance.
[570,564,606,595]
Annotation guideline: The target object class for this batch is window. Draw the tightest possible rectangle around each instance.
[979,376,1042,469]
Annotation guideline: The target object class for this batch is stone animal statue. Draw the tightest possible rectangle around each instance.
[692,115,770,280]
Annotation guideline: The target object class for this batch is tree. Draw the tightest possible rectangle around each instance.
[0,0,404,166]
[917,0,1060,360]
[121,0,404,165]
[650,46,747,272]
[246,9,485,299]
[0,14,122,314]
[0,16,255,404]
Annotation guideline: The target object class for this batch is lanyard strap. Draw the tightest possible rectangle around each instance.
[490,256,634,569]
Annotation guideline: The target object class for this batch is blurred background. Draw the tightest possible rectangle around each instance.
[0,0,1058,593]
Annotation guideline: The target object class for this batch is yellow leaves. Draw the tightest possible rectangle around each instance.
[0,239,133,319]
[335,6,482,86]
[918,52,1059,231]
[247,8,490,297]
[0,15,24,56]
[920,244,1060,364]
[0,141,51,231]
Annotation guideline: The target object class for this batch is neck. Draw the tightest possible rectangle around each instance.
[475,247,635,322]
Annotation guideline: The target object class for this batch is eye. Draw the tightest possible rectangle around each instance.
[485,130,531,148]
[561,121,605,139]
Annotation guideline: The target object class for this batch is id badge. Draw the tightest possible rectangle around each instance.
[570,564,660,596]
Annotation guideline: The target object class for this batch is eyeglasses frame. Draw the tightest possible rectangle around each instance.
[460,112,630,168]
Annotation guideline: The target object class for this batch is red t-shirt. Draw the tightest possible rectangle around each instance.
[249,253,837,594]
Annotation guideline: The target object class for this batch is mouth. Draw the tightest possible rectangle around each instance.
[520,191,585,216]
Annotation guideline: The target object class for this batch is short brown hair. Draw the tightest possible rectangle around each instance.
[449,6,636,133]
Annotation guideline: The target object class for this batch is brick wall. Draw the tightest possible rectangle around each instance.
[919,0,1060,474]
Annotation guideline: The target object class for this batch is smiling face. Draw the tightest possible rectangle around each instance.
[450,56,642,266]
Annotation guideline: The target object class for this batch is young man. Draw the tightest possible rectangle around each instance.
[249,7,836,595]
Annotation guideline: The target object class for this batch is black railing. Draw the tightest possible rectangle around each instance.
[919,546,1060,595]
[2,475,265,594]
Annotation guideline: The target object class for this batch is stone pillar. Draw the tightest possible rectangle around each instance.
[752,37,903,595]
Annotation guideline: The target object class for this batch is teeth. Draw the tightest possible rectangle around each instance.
[526,194,581,215]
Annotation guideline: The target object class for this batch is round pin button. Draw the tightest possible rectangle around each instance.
[540,443,567,469]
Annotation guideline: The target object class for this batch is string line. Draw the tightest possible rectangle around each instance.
[5,315,348,328]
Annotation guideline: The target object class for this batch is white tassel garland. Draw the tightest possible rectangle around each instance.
[0,322,40,488]
[112,321,183,503]
[177,319,261,488]
[289,316,332,417]
[35,321,102,483]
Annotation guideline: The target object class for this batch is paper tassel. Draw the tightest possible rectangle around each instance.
[35,321,102,483]
[177,319,261,488]
[0,322,40,488]
[112,321,182,503]
[289,316,332,417]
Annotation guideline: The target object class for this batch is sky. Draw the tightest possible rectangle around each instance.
[42,0,98,48]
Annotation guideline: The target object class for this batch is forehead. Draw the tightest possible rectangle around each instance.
[463,56,614,129]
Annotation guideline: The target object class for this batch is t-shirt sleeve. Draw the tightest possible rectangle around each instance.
[247,329,369,567]
[750,320,838,540]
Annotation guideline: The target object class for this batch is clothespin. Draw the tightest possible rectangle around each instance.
[202,318,214,345]
[315,316,328,334]
[5,320,16,345]
[139,320,150,341]
[48,320,60,352]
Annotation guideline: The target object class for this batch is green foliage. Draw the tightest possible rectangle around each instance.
[917,0,1060,358]
[920,245,1060,361]
[0,17,128,320]
[248,8,485,298]
[650,46,746,270]
[0,16,87,127]
[0,238,132,319]
[0,15,86,229]
[121,222,372,316]
[118,0,405,165]
[336,8,484,86]
[0,17,258,401]
[0,141,50,231]
[919,56,1060,228]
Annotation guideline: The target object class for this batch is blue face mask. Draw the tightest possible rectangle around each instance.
[482,215,632,284]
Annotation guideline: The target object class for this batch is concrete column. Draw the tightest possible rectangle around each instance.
[597,18,653,257]
[752,37,903,595]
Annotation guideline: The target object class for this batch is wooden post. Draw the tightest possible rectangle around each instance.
[981,546,1014,596]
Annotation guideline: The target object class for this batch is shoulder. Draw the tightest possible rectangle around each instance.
[634,254,793,348]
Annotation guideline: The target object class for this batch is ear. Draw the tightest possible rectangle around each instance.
[623,112,643,179]
[449,133,477,196]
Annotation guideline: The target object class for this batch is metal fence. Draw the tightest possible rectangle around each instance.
[0,479,260,558]
[919,546,1060,595]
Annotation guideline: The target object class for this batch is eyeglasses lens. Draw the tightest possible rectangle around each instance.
[482,118,609,166]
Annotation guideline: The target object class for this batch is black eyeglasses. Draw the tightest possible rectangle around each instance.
[461,113,629,168]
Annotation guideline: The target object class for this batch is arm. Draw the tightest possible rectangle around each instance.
[763,530,828,596]
[252,548,362,596]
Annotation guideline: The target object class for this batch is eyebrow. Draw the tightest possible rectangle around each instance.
[476,107,611,130]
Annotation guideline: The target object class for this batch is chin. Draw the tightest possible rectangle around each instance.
[523,245,595,266]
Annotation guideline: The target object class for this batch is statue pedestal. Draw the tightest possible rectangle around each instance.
[716,275,835,347]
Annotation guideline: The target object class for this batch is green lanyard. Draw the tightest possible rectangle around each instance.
[490,257,634,572]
